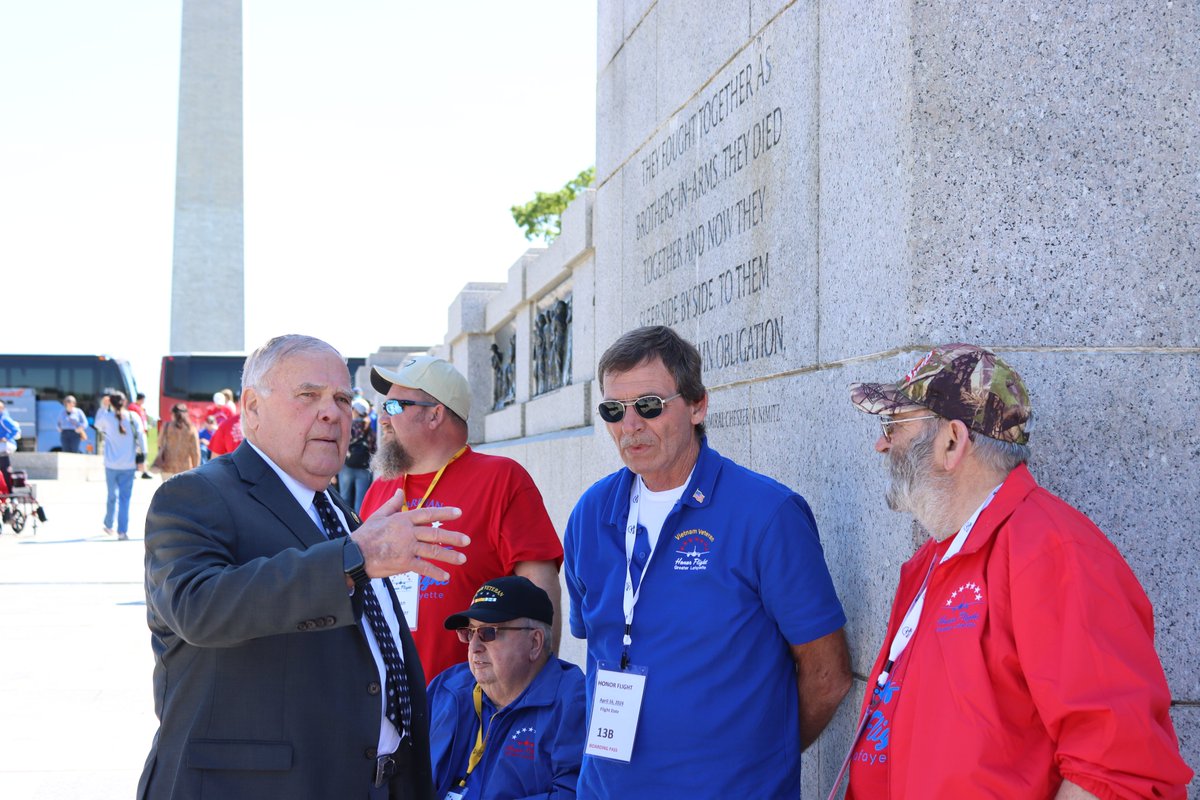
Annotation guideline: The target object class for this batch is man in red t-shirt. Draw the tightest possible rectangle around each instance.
[361,356,562,682]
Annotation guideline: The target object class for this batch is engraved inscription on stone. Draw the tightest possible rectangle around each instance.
[705,403,783,429]
[625,33,807,380]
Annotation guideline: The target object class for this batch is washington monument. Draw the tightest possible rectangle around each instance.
[170,0,244,353]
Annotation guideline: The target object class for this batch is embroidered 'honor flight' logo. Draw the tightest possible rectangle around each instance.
[937,581,984,632]
[673,529,714,571]
[504,726,537,760]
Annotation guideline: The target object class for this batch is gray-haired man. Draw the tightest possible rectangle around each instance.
[140,334,470,799]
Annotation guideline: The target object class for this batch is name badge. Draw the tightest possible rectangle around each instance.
[388,572,420,630]
[443,789,466,800]
[585,661,648,762]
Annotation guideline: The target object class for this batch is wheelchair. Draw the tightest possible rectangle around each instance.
[0,469,45,535]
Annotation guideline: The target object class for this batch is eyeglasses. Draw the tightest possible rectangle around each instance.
[597,393,682,423]
[879,414,940,441]
[455,626,536,643]
[382,398,439,416]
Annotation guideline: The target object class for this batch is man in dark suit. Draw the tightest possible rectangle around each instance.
[138,335,470,799]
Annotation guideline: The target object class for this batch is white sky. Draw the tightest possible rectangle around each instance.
[0,1,597,409]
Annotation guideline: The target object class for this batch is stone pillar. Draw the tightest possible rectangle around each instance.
[170,0,244,353]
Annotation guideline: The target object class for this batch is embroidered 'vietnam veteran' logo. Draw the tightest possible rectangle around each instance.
[673,529,714,571]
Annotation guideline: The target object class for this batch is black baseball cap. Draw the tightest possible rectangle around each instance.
[443,576,553,629]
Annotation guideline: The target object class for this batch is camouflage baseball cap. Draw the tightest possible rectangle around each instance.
[849,344,1032,445]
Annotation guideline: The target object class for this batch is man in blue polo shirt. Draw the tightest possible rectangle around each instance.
[564,325,851,797]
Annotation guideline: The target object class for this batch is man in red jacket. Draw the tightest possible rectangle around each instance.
[842,344,1191,799]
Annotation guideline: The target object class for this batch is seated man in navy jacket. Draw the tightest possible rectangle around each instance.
[428,576,586,799]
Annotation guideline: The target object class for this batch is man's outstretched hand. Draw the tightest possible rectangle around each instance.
[352,489,469,583]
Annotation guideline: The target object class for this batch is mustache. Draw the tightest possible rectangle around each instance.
[620,435,655,449]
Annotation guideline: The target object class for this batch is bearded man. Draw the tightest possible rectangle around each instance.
[360,356,563,681]
[842,343,1191,798]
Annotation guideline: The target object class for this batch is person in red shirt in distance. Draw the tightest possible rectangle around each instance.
[206,411,243,458]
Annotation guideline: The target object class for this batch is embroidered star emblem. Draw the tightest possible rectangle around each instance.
[947,581,985,606]
[431,521,443,529]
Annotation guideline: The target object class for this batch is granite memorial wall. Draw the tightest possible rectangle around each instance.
[403,1,1197,792]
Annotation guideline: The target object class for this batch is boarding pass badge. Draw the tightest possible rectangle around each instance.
[388,572,420,630]
[585,661,648,762]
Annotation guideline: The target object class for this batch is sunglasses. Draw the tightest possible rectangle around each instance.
[879,414,940,441]
[597,393,682,423]
[455,625,536,643]
[382,398,439,416]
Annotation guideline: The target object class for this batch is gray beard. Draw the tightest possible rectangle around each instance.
[885,424,958,539]
[369,435,414,480]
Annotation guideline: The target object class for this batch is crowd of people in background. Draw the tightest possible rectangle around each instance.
[4,380,384,541]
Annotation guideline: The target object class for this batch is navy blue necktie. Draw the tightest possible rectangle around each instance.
[313,491,412,737]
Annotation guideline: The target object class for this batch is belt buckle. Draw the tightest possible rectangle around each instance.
[373,753,396,788]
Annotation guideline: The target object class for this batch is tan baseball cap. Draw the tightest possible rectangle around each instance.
[371,356,471,420]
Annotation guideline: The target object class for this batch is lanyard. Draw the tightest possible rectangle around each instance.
[456,683,487,788]
[403,446,467,512]
[619,477,658,669]
[876,484,1001,685]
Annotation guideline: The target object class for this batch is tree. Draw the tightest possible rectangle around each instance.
[510,167,595,243]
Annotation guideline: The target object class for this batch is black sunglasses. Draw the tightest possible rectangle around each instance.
[597,393,682,423]
[455,626,536,643]
[382,398,439,416]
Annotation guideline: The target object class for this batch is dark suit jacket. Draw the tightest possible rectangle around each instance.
[138,443,434,799]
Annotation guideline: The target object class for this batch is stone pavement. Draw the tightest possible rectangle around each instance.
[0,472,159,799]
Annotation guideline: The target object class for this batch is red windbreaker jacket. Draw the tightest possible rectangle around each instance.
[850,464,1192,799]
